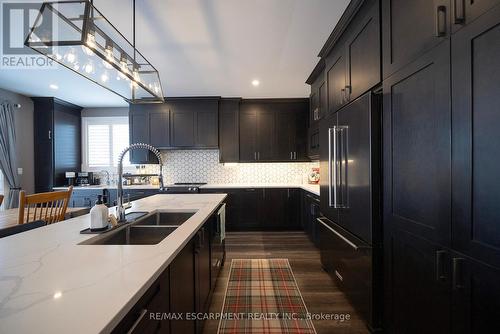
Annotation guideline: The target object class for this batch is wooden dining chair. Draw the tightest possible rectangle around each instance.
[17,186,73,225]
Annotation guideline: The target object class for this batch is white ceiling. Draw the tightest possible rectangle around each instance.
[0,0,349,107]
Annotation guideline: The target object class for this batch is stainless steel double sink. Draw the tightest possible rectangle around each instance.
[81,211,196,245]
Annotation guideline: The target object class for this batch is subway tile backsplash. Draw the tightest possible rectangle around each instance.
[141,150,319,184]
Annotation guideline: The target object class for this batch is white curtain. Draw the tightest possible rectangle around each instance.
[0,101,21,209]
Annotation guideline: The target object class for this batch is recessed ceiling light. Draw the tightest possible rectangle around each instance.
[251,79,260,87]
[49,84,59,90]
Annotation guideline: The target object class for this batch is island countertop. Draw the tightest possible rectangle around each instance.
[0,194,226,334]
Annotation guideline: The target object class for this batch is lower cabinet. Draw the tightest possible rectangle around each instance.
[385,229,500,334]
[200,188,302,231]
[302,192,321,246]
[113,210,225,334]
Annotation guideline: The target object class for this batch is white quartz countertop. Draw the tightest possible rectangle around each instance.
[0,194,226,334]
[54,184,320,196]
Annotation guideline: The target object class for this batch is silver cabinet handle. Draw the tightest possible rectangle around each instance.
[258,152,260,160]
[294,152,297,160]
[436,5,447,37]
[454,0,465,24]
[48,130,52,140]
[317,217,359,250]
[328,127,339,208]
[254,152,257,160]
[290,152,293,160]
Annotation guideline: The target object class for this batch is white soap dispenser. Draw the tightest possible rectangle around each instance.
[90,195,109,230]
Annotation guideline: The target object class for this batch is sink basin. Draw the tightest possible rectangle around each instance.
[133,211,196,226]
[85,225,177,245]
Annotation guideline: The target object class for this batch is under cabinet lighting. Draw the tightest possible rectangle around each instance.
[251,79,260,87]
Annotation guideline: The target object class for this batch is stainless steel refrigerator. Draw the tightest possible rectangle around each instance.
[319,91,382,332]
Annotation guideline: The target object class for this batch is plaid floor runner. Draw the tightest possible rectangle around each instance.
[217,259,317,334]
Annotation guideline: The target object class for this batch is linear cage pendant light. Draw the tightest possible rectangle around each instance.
[25,0,164,103]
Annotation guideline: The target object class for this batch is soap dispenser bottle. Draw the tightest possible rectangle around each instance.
[90,195,109,230]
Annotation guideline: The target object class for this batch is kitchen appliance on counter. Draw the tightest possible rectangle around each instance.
[65,172,76,186]
[76,172,96,186]
[319,91,382,332]
[162,183,207,194]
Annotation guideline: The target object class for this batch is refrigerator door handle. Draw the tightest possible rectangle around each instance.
[328,127,339,208]
[342,126,349,208]
[317,217,359,250]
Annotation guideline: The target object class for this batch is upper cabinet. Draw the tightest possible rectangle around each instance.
[218,98,240,163]
[239,99,310,162]
[382,0,450,78]
[324,0,381,113]
[32,97,82,192]
[170,98,219,148]
[129,98,219,163]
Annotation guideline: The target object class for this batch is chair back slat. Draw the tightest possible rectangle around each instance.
[17,187,73,225]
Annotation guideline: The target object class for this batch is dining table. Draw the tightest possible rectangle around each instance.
[0,207,90,231]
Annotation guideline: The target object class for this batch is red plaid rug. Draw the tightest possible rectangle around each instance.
[217,259,317,334]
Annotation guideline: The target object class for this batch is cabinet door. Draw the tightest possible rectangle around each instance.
[171,110,195,147]
[327,50,347,112]
[219,99,240,162]
[346,0,381,101]
[307,125,320,160]
[195,110,218,148]
[232,189,261,230]
[256,110,275,161]
[383,42,451,246]
[382,0,450,78]
[452,0,500,31]
[384,230,451,334]
[452,6,500,268]
[309,90,318,123]
[286,189,301,229]
[239,109,258,161]
[275,111,295,161]
[195,224,211,333]
[129,113,152,164]
[319,81,327,120]
[451,255,500,334]
[149,110,170,148]
[170,240,195,334]
[260,189,287,229]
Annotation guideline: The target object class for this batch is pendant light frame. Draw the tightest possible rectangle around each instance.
[25,0,164,104]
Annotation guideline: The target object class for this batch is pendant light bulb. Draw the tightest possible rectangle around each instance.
[84,61,94,74]
[103,40,114,69]
[65,49,76,63]
[82,30,95,56]
[101,72,109,83]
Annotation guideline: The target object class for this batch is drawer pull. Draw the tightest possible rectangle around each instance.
[335,270,344,282]
[316,217,359,250]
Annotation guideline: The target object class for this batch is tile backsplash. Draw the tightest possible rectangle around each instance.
[142,150,319,184]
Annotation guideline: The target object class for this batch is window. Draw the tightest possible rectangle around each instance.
[82,117,131,170]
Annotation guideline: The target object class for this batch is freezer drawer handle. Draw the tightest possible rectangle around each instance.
[317,217,359,250]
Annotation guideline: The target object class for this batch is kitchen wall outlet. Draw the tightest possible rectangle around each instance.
[17,168,23,175]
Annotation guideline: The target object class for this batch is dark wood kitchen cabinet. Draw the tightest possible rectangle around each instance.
[325,0,380,112]
[302,191,321,246]
[383,42,451,247]
[32,97,82,192]
[218,98,240,162]
[239,99,309,162]
[306,59,326,125]
[451,0,500,32]
[382,0,450,78]
[451,254,500,334]
[451,5,500,269]
[194,223,211,333]
[260,189,301,230]
[170,98,219,148]
[169,239,196,334]
[384,230,451,334]
[326,48,347,112]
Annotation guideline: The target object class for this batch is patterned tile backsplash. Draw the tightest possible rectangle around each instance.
[141,150,319,184]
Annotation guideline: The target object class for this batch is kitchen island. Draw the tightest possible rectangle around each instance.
[0,193,226,334]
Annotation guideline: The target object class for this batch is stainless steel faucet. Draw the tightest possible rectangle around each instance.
[116,143,164,222]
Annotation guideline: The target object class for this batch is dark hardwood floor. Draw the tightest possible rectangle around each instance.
[203,231,369,334]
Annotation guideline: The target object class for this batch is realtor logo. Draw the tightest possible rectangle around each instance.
[1,1,55,68]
